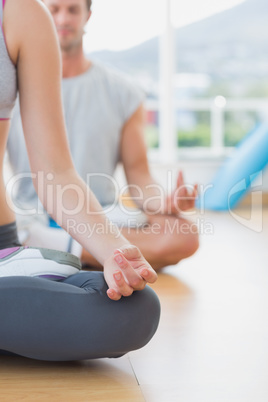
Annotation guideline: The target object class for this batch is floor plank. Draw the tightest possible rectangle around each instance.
[0,355,144,401]
[130,208,268,402]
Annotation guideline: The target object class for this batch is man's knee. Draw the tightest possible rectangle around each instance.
[180,227,199,258]
[154,217,199,263]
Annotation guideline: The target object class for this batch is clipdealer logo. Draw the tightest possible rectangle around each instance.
[5,169,264,234]
[228,171,263,233]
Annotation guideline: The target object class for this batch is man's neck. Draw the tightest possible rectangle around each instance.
[61,47,91,78]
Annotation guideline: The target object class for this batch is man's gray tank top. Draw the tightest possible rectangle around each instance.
[0,0,17,120]
[7,63,144,207]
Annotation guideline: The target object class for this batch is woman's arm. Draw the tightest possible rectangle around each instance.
[5,0,157,299]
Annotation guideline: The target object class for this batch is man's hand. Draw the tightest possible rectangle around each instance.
[165,171,198,215]
[104,245,157,301]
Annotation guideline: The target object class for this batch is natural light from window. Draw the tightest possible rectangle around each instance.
[84,0,245,52]
[83,0,266,161]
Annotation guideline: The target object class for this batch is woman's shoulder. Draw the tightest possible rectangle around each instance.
[5,0,53,28]
[7,0,48,11]
[4,0,55,64]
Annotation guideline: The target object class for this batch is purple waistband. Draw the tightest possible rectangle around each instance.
[0,247,20,259]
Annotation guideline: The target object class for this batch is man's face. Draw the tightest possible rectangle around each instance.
[44,0,91,52]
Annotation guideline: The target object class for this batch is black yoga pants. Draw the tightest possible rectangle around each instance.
[0,271,160,361]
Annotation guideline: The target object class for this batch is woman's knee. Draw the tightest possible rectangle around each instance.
[129,285,160,349]
[0,274,160,361]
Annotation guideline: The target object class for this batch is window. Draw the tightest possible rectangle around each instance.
[84,0,268,161]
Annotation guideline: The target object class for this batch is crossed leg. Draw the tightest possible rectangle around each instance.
[0,272,160,361]
[81,214,199,271]
[19,213,199,271]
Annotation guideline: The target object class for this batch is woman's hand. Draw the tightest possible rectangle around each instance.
[103,245,158,301]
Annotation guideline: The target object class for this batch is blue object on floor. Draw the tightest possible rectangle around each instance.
[196,122,268,210]
[49,217,61,229]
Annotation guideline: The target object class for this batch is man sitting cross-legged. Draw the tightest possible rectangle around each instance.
[7,0,199,271]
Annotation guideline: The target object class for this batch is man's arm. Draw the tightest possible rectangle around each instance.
[120,104,163,213]
[121,104,197,215]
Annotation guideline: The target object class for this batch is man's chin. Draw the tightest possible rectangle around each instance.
[57,36,81,53]
[59,40,74,51]
[60,42,80,53]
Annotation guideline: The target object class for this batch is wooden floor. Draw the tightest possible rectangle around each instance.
[1,208,267,401]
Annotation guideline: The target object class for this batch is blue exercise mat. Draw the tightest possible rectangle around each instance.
[196,122,268,210]
[49,217,61,229]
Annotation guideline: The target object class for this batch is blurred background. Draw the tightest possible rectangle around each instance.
[83,0,268,195]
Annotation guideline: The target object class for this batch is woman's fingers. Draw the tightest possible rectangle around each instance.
[114,253,146,290]
[140,267,158,284]
[107,288,121,301]
[104,246,158,300]
[114,250,158,286]
[113,270,135,296]
[115,245,141,260]
[107,270,134,300]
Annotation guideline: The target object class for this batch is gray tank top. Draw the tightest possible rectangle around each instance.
[0,0,17,120]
